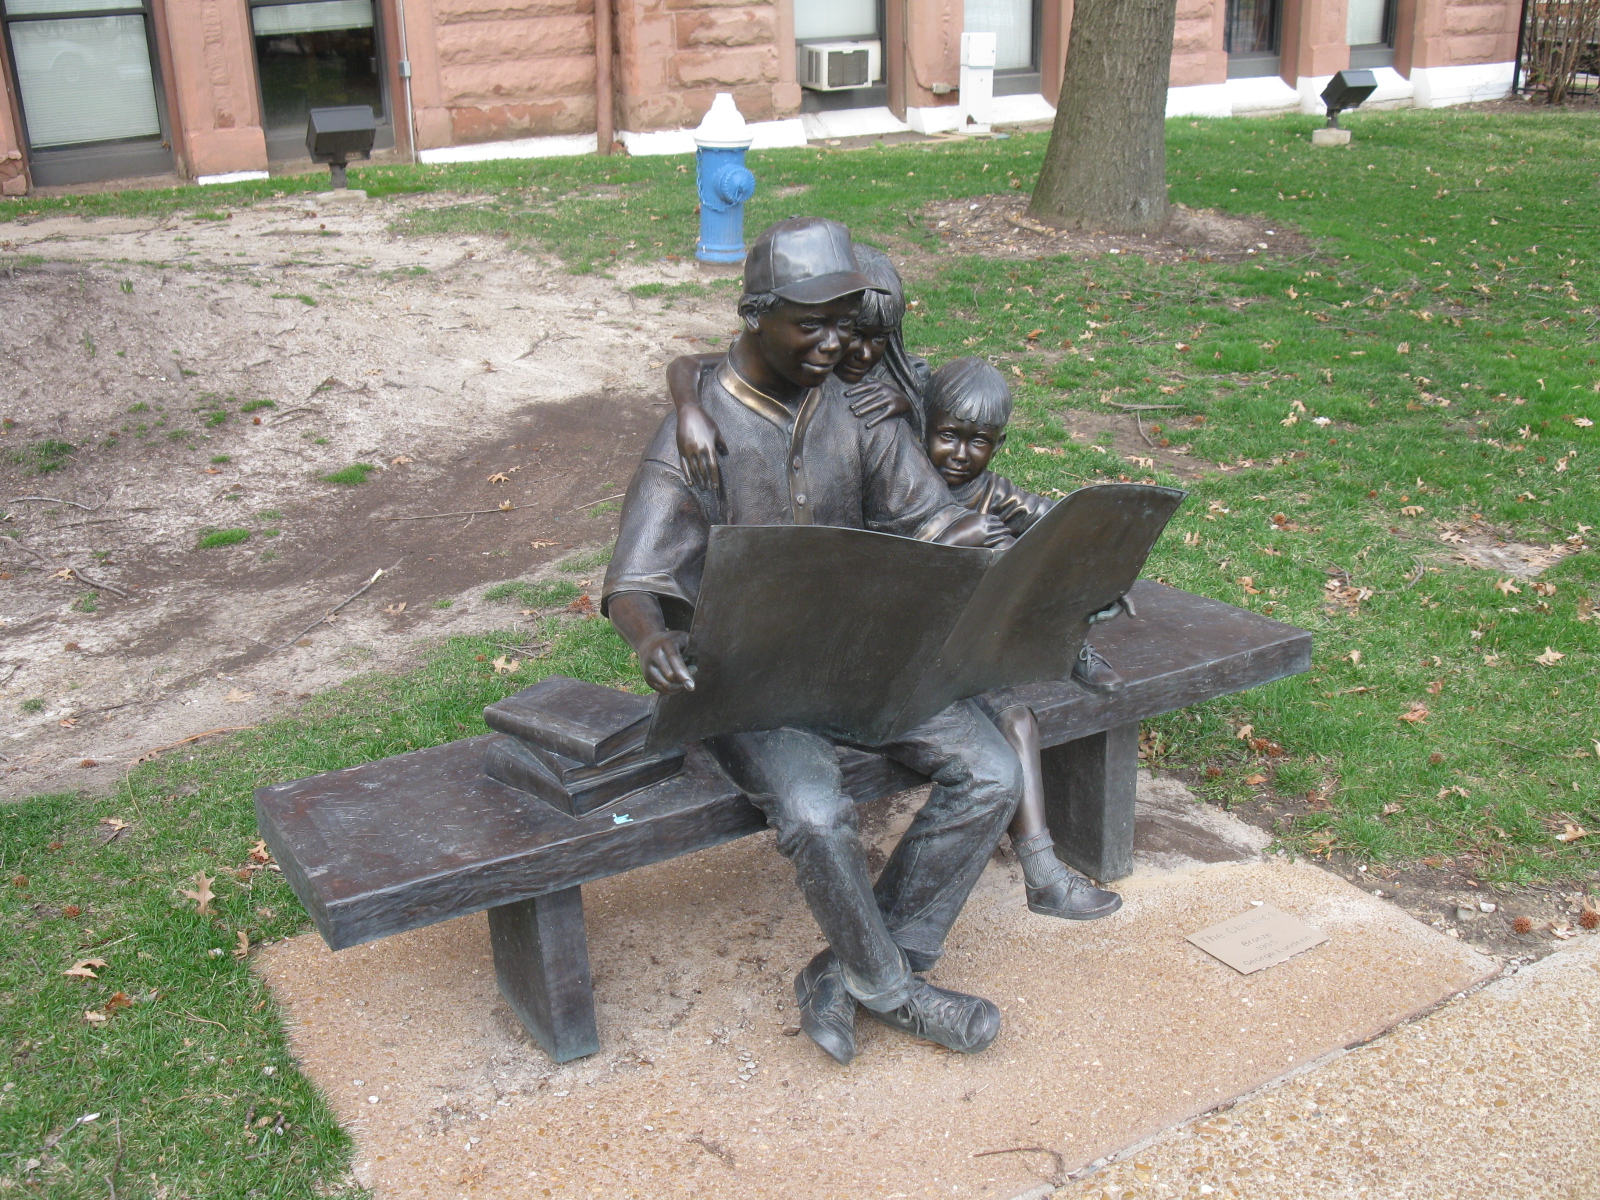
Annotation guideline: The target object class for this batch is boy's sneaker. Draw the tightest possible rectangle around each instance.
[867,979,1001,1054]
[794,950,857,1065]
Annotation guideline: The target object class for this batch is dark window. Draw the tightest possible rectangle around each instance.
[0,0,172,184]
[1225,0,1281,76]
[248,0,390,159]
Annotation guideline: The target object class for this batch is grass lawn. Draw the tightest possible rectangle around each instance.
[3,106,1597,1195]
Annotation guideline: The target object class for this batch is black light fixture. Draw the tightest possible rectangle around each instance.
[307,106,378,191]
[1320,70,1378,129]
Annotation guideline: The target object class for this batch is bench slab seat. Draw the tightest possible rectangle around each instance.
[256,580,1310,1061]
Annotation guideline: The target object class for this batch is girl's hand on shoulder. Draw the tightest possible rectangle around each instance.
[845,381,913,428]
[676,403,726,490]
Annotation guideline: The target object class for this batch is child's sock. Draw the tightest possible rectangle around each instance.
[1012,829,1070,889]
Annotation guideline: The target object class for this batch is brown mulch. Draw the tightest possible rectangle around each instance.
[919,193,1316,264]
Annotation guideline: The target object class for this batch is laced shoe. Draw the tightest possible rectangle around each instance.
[794,950,857,1065]
[1071,643,1124,694]
[1026,871,1124,920]
[867,979,1001,1054]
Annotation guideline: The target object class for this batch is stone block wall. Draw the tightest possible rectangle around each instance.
[1409,0,1519,65]
[1168,0,1226,85]
[615,0,795,133]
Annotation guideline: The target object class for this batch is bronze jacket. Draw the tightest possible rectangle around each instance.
[950,471,1054,536]
[603,360,971,628]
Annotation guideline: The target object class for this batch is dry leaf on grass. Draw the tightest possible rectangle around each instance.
[1400,505,1425,516]
[83,1010,108,1024]
[232,931,250,960]
[1535,647,1565,666]
[1244,773,1268,786]
[248,839,272,864]
[1237,576,1262,594]
[1399,704,1430,723]
[1495,578,1521,596]
[1426,680,1444,695]
[104,991,132,1010]
[1235,724,1253,740]
[1555,824,1589,843]
[63,958,107,979]
[181,873,216,916]
[491,655,521,675]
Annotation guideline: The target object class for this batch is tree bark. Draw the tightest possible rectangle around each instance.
[1027,0,1179,234]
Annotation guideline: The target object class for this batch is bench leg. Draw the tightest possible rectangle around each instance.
[1038,721,1140,883]
[487,886,600,1063]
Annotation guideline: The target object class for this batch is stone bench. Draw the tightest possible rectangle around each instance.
[255,580,1310,1062]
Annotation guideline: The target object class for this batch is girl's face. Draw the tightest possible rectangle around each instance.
[834,324,893,384]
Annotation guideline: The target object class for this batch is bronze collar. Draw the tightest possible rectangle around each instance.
[718,360,817,432]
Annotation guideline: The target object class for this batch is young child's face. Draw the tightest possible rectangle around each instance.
[925,407,1005,488]
[834,325,893,384]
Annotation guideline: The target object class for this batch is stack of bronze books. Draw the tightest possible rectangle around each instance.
[482,675,684,816]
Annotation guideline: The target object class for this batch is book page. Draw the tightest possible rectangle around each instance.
[645,524,992,750]
[893,483,1186,736]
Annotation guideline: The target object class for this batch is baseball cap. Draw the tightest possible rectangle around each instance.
[743,217,888,304]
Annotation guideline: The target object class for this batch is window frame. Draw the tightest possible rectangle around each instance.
[0,0,174,184]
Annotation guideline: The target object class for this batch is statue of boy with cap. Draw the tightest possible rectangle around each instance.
[603,218,1025,1064]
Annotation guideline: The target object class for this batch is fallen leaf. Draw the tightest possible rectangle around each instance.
[1495,578,1521,596]
[1244,773,1268,786]
[567,594,597,617]
[232,931,250,960]
[491,655,521,675]
[11,874,28,888]
[1577,598,1596,623]
[1397,342,1410,354]
[52,568,75,580]
[1426,680,1443,695]
[1345,650,1362,666]
[58,718,77,728]
[98,817,129,844]
[1235,724,1254,740]
[390,454,414,465]
[1237,576,1262,594]
[63,958,107,979]
[1551,923,1576,939]
[83,1010,108,1024]
[1025,328,1042,340]
[487,473,510,484]
[181,873,216,916]
[383,602,407,614]
[530,540,556,549]
[498,500,513,512]
[248,839,272,864]
[1382,802,1404,816]
[1437,785,1469,799]
[1183,531,1202,545]
[1573,417,1594,427]
[1535,646,1565,666]
[224,688,254,703]
[1399,704,1430,723]
[1400,505,1425,517]
[104,991,132,1010]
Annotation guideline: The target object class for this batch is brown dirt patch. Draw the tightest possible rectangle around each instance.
[920,195,1315,264]
[0,199,742,798]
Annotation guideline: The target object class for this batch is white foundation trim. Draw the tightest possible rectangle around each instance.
[197,170,270,185]
[1297,66,1418,114]
[905,104,964,134]
[1296,74,1336,114]
[989,92,1056,124]
[1225,74,1303,114]
[619,118,808,157]
[1165,83,1233,118]
[419,133,597,164]
[799,106,910,140]
[1411,61,1514,107]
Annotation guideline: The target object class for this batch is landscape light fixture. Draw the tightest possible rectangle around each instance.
[306,106,377,192]
[1320,70,1378,129]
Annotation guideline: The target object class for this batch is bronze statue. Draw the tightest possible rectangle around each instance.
[665,260,1124,925]
[605,217,1020,1064]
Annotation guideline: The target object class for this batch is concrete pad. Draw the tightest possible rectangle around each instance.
[255,775,1495,1200]
[1061,937,1600,1199]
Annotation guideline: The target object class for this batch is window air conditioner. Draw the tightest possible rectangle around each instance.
[798,40,882,91]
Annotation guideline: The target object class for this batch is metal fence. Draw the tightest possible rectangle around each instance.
[1513,0,1600,101]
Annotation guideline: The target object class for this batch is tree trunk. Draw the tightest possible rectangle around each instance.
[1027,0,1178,234]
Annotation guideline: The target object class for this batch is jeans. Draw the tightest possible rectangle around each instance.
[708,699,1021,1011]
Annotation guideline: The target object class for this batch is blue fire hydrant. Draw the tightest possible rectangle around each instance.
[694,93,756,263]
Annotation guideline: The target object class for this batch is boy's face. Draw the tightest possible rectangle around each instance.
[835,325,892,384]
[753,295,861,390]
[926,407,1005,488]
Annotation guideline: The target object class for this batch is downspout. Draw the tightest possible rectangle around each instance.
[595,0,614,154]
[394,0,418,161]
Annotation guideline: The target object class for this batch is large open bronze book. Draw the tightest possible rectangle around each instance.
[647,482,1185,751]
